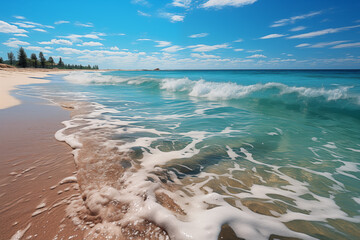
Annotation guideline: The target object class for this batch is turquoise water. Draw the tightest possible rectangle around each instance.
[24,70,360,239]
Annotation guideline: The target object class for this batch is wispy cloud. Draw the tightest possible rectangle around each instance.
[75,22,94,27]
[78,41,104,47]
[290,26,306,32]
[295,43,310,48]
[271,11,322,27]
[60,33,103,41]
[161,12,185,22]
[14,16,25,20]
[3,38,30,48]
[234,38,243,42]
[39,39,73,45]
[172,0,192,8]
[288,25,360,39]
[138,10,151,17]
[310,41,348,48]
[162,45,185,52]
[55,20,70,24]
[34,28,47,32]
[189,33,208,38]
[332,42,360,49]
[247,49,262,53]
[171,15,185,22]
[13,22,36,28]
[21,21,54,29]
[202,0,257,8]
[246,54,266,58]
[14,33,28,37]
[191,52,219,58]
[155,41,172,47]
[234,49,244,51]
[0,20,27,33]
[25,46,52,53]
[131,0,150,6]
[137,38,152,41]
[259,33,286,39]
[188,43,229,52]
[110,46,119,51]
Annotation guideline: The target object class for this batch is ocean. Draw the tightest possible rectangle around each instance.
[20,70,360,239]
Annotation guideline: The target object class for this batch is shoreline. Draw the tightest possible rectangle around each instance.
[0,68,93,110]
[0,70,84,239]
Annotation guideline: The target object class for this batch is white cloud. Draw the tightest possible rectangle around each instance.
[162,45,185,52]
[55,20,70,24]
[295,43,310,48]
[288,25,360,39]
[110,46,119,51]
[331,42,360,49]
[75,22,94,27]
[188,43,229,52]
[39,39,73,45]
[191,52,220,58]
[171,15,185,22]
[56,47,84,55]
[13,22,36,28]
[137,38,152,41]
[21,21,54,29]
[34,28,47,32]
[189,33,208,38]
[138,10,151,17]
[25,46,52,53]
[234,38,243,42]
[0,20,27,33]
[14,16,25,20]
[247,49,262,53]
[259,33,286,39]
[131,0,150,6]
[247,54,266,58]
[14,33,28,37]
[290,26,306,32]
[202,0,257,8]
[61,33,103,41]
[79,41,104,47]
[155,41,172,47]
[161,12,185,22]
[234,49,244,51]
[271,11,322,27]
[3,38,30,48]
[172,0,192,8]
[309,41,348,48]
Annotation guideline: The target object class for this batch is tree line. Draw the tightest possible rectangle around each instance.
[0,47,99,70]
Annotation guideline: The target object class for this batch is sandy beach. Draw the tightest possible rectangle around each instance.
[0,67,75,109]
[0,68,83,239]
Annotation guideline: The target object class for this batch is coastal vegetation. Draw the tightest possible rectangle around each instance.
[1,47,99,70]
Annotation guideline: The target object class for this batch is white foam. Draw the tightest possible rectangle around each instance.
[10,223,31,240]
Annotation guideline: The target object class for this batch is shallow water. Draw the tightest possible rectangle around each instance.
[21,70,360,239]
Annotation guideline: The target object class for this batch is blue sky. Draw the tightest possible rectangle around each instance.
[0,0,359,69]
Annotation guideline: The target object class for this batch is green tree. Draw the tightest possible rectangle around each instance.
[39,52,46,68]
[48,57,54,68]
[7,52,15,65]
[18,47,27,68]
[58,57,64,68]
[0,57,3,63]
[30,53,38,68]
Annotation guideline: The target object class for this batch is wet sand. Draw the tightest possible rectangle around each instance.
[0,83,83,239]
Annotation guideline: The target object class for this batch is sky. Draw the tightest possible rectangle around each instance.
[0,0,359,69]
